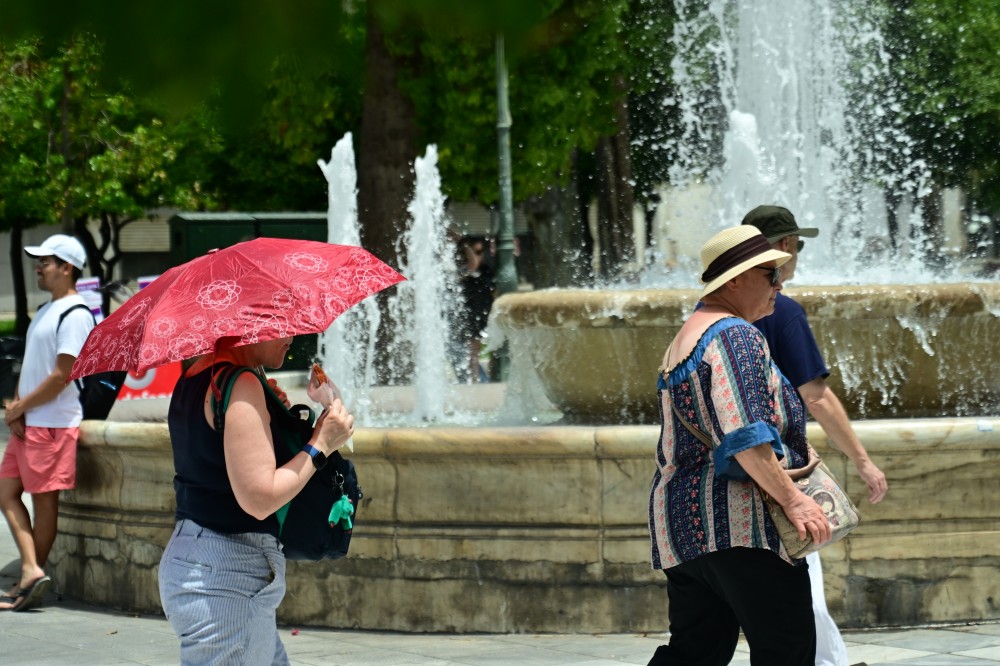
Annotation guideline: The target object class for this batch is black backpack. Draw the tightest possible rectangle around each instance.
[211,364,362,561]
[58,304,127,420]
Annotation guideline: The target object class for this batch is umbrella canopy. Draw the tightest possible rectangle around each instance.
[70,238,404,380]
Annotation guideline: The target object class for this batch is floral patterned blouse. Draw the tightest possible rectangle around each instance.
[648,317,809,569]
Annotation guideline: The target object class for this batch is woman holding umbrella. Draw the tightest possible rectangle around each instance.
[68,238,404,664]
[158,336,354,665]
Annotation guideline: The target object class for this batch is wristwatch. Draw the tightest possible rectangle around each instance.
[302,443,328,470]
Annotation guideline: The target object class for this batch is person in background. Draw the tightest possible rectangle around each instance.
[648,225,831,666]
[457,237,495,383]
[0,234,94,612]
[743,205,888,666]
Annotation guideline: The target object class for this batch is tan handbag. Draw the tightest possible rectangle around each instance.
[667,398,860,559]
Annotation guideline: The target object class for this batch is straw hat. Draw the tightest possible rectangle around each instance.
[699,226,791,297]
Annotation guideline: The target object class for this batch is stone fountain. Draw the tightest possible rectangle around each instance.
[48,0,1000,636]
[493,283,1000,424]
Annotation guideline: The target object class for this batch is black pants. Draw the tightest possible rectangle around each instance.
[648,547,815,666]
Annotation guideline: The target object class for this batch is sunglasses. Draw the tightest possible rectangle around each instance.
[754,265,782,286]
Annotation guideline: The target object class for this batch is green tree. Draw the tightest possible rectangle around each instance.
[0,39,66,335]
[3,2,648,285]
[889,0,1000,246]
[0,35,220,332]
[377,0,634,283]
[210,15,367,212]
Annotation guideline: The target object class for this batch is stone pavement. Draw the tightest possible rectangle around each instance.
[2,416,1000,664]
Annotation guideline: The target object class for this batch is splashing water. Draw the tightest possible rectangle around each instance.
[386,145,463,422]
[662,0,934,284]
[317,133,382,422]
[319,139,489,424]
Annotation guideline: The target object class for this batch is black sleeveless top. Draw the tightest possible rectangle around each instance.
[168,365,295,536]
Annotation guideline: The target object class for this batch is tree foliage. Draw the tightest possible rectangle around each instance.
[0,34,220,331]
[8,1,996,287]
[387,0,628,207]
[0,40,65,229]
[890,0,1000,212]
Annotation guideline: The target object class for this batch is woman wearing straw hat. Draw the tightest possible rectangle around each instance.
[647,226,832,666]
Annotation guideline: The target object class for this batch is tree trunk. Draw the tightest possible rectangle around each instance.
[75,212,128,315]
[522,181,589,288]
[358,2,418,270]
[357,1,419,383]
[921,184,946,271]
[594,76,635,280]
[10,221,29,337]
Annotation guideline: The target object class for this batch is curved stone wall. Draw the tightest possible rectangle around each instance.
[494,283,1000,424]
[48,417,1000,633]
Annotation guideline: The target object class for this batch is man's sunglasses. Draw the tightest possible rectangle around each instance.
[754,265,782,286]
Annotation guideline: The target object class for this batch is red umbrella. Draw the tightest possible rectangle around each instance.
[70,238,404,380]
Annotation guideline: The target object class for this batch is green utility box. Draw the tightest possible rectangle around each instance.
[168,212,329,370]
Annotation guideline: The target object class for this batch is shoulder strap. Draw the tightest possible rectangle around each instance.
[669,399,714,449]
[57,303,96,331]
[57,303,97,392]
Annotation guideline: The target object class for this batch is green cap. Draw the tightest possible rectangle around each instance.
[741,205,820,244]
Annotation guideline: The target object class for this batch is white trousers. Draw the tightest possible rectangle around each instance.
[808,551,850,666]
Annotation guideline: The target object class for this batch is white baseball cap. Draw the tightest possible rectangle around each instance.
[25,234,87,269]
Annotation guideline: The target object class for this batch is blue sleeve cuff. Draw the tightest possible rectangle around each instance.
[714,422,785,480]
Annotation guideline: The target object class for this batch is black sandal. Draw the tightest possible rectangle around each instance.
[11,575,51,612]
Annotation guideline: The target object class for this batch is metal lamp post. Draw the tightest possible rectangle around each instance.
[494,32,518,296]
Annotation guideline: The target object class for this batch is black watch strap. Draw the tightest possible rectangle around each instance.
[303,443,328,470]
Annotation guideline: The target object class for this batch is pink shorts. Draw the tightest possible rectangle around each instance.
[0,426,78,493]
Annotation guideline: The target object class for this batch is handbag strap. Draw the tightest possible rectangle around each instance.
[664,343,715,449]
[669,397,714,449]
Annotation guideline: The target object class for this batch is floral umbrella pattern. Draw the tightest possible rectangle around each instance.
[70,238,405,380]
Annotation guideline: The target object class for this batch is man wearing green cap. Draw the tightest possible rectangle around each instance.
[743,205,887,666]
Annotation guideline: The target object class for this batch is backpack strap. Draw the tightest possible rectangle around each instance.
[57,302,96,331]
[57,303,97,392]
[209,364,295,531]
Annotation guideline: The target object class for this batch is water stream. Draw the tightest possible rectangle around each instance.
[661,0,933,284]
[319,138,497,425]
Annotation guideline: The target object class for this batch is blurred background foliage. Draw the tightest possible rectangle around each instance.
[0,0,998,276]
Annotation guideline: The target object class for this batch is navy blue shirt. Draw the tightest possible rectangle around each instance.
[752,292,829,389]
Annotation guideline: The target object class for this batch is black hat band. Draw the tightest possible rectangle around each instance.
[701,234,774,283]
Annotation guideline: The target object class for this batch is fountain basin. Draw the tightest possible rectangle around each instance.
[49,417,1000,632]
[494,283,1000,423]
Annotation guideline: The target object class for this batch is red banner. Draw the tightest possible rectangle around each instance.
[117,362,181,401]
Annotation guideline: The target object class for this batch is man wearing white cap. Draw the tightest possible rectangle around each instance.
[0,234,94,611]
